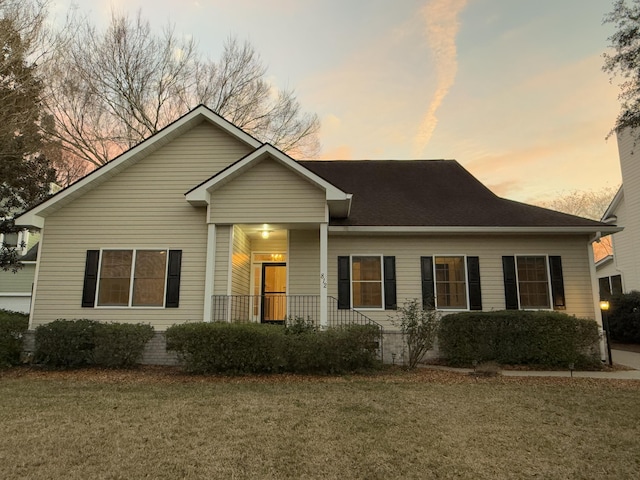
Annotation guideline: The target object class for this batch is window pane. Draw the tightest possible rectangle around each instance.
[98,250,133,306]
[517,256,550,308]
[435,256,467,308]
[599,277,612,300]
[133,250,167,306]
[352,281,383,308]
[611,275,623,295]
[352,256,381,281]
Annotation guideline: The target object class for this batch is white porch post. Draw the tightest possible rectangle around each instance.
[320,222,328,328]
[203,223,216,322]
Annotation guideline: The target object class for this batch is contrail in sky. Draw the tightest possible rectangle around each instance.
[413,0,467,156]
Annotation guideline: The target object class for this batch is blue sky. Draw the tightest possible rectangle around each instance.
[53,0,622,203]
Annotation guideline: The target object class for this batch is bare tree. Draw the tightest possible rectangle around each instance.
[536,187,619,260]
[536,187,619,222]
[43,10,320,167]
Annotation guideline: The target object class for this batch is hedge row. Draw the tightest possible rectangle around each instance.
[35,319,154,368]
[0,309,29,367]
[608,292,640,344]
[165,322,381,374]
[438,310,601,369]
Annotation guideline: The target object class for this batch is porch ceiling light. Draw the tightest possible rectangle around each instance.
[261,230,270,239]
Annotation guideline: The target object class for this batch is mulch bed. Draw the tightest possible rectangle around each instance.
[2,364,639,389]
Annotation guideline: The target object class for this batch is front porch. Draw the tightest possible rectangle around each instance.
[210,294,381,330]
[203,223,333,326]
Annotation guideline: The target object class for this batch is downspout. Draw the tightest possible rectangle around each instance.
[588,231,607,362]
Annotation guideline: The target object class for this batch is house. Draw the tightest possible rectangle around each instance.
[598,128,640,298]
[0,230,38,314]
[15,105,619,363]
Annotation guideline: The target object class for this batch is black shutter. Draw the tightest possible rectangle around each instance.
[420,256,435,309]
[165,250,182,308]
[467,256,482,311]
[337,256,350,309]
[82,250,100,307]
[383,256,397,310]
[548,256,565,310]
[502,256,518,310]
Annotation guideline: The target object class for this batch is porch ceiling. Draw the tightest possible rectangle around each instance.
[237,223,319,240]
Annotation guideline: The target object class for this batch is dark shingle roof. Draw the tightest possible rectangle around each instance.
[20,243,38,261]
[298,160,608,228]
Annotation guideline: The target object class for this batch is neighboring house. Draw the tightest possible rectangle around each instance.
[598,128,640,298]
[0,232,38,313]
[15,105,619,362]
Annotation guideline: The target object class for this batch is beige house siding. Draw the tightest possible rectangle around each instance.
[613,129,640,292]
[0,263,35,293]
[209,158,326,224]
[231,225,251,296]
[326,234,595,328]
[289,230,320,296]
[30,122,252,330]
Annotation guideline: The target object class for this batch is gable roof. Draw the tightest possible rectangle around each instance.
[186,144,352,217]
[15,105,262,228]
[300,160,621,233]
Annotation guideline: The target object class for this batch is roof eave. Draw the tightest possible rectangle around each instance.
[328,225,623,235]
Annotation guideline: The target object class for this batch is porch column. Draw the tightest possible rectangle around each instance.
[203,223,216,322]
[320,222,328,327]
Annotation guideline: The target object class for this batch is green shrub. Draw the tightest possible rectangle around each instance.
[35,319,154,368]
[608,291,640,343]
[166,322,381,374]
[167,322,287,374]
[92,323,155,368]
[35,319,99,367]
[438,310,600,369]
[0,309,29,367]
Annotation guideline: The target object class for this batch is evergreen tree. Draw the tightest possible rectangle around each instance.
[0,14,56,271]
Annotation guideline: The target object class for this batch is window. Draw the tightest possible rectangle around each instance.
[599,274,623,300]
[421,256,481,311]
[434,256,467,309]
[337,256,396,310]
[97,250,168,307]
[516,256,550,309]
[351,256,383,308]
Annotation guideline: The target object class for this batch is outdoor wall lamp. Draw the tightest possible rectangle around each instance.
[600,300,613,366]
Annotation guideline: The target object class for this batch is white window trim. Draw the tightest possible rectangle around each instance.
[95,248,169,309]
[514,254,553,311]
[432,254,470,311]
[350,254,385,311]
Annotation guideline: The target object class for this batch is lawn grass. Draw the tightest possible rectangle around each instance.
[1,367,639,479]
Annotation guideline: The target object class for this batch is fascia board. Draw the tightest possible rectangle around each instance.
[601,186,623,222]
[328,226,624,235]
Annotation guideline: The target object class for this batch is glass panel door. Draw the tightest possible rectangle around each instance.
[261,263,286,323]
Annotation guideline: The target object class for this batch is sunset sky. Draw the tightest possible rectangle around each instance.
[52,0,623,204]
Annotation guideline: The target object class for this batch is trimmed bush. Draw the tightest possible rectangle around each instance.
[608,292,640,344]
[166,322,381,374]
[35,319,154,368]
[0,309,29,367]
[92,323,155,368]
[438,311,600,369]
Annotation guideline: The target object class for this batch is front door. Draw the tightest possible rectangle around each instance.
[261,263,286,323]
